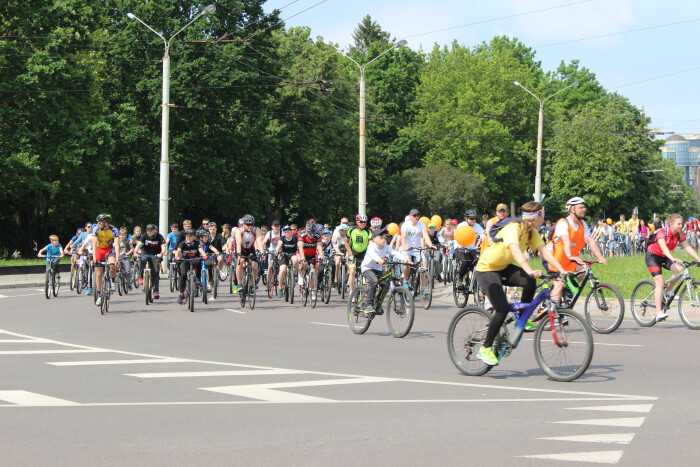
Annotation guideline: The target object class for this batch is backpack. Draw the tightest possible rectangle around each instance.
[489,218,516,243]
[646,225,670,250]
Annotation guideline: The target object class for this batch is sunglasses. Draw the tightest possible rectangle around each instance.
[411,214,420,217]
[497,209,506,213]
[357,220,366,223]
[291,228,297,231]
[467,218,476,220]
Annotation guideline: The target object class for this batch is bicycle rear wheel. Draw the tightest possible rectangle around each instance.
[386,286,414,338]
[44,270,51,299]
[678,280,700,330]
[584,283,625,334]
[630,280,658,327]
[452,270,467,308]
[309,271,318,308]
[144,270,152,305]
[132,262,140,288]
[347,286,371,334]
[51,270,60,297]
[534,310,593,382]
[117,272,124,296]
[446,307,494,376]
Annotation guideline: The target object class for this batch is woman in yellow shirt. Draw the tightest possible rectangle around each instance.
[474,201,567,366]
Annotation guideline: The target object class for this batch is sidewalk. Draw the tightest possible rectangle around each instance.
[0,273,49,289]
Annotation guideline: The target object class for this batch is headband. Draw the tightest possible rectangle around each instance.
[522,208,544,221]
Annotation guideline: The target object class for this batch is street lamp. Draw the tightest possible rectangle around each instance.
[514,80,579,202]
[342,39,407,216]
[126,5,216,235]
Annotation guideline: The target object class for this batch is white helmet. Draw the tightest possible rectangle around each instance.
[565,197,586,207]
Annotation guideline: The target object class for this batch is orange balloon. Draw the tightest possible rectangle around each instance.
[455,225,476,246]
[419,216,431,227]
[387,222,399,236]
[649,224,655,234]
[431,215,442,228]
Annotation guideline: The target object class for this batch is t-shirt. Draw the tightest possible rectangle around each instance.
[72,232,87,250]
[648,227,686,257]
[166,231,179,250]
[209,233,224,253]
[279,235,299,255]
[628,218,640,233]
[138,233,165,255]
[176,240,200,258]
[264,229,282,253]
[347,226,372,253]
[427,231,444,246]
[639,225,650,238]
[199,240,216,256]
[455,221,485,249]
[401,221,426,249]
[322,239,334,258]
[361,243,408,273]
[476,222,544,272]
[92,225,119,249]
[44,243,62,258]
[118,237,130,258]
[616,221,630,235]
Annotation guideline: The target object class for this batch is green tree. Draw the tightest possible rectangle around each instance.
[349,15,390,55]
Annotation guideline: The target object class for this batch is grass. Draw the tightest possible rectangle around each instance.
[529,251,700,299]
[0,257,71,267]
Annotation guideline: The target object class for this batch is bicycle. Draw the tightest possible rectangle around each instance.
[139,254,157,305]
[238,253,258,310]
[131,255,141,289]
[347,261,415,338]
[39,254,61,299]
[278,253,295,304]
[168,252,179,293]
[94,260,112,315]
[630,261,700,329]
[447,272,594,382]
[336,253,348,299]
[440,243,453,285]
[266,252,280,299]
[299,257,319,308]
[181,258,200,313]
[75,252,88,295]
[115,260,129,296]
[318,257,333,304]
[404,248,434,309]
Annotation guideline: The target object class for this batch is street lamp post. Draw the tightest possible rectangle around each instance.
[126,5,215,235]
[342,40,407,216]
[514,80,579,202]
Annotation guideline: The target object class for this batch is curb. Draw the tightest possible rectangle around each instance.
[0,282,45,290]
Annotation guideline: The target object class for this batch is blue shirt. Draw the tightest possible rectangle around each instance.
[45,243,62,260]
[167,231,179,251]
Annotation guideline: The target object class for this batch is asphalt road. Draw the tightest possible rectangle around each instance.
[0,279,698,465]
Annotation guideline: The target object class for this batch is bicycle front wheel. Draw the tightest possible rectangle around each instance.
[386,286,414,338]
[309,271,318,309]
[452,270,467,308]
[52,270,59,297]
[301,274,309,307]
[446,307,493,376]
[678,280,700,330]
[169,265,176,292]
[76,267,83,294]
[630,280,658,327]
[584,283,624,334]
[534,310,593,382]
[419,269,433,309]
[212,268,219,299]
[70,264,76,291]
[288,271,295,304]
[188,276,196,312]
[247,270,256,310]
[347,286,371,334]
[144,270,152,305]
[117,272,124,296]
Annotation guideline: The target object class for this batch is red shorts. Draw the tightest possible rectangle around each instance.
[95,246,115,262]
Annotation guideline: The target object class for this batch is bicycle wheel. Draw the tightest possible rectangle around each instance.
[473,278,486,307]
[212,268,219,299]
[288,270,295,304]
[169,265,176,292]
[322,268,332,304]
[100,281,109,315]
[52,270,59,297]
[240,269,248,308]
[386,286,415,338]
[347,286,371,334]
[419,269,433,309]
[247,269,256,310]
[202,271,208,305]
[117,272,124,296]
[301,273,309,307]
[446,307,494,376]
[132,262,140,288]
[534,310,594,382]
[76,266,83,295]
[678,280,700,330]
[144,269,152,305]
[309,271,318,308]
[70,263,76,291]
[267,266,275,299]
[584,283,625,334]
[340,266,347,299]
[44,270,51,299]
[188,276,196,312]
[452,270,468,308]
[630,280,658,327]
[121,272,128,295]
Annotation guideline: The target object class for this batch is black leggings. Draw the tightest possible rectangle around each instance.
[475,265,536,348]
[178,260,202,293]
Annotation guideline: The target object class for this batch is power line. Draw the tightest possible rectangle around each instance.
[610,66,700,90]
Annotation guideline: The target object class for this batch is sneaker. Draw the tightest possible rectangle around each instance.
[277,289,283,298]
[196,280,202,289]
[128,285,133,291]
[422,290,430,296]
[298,276,304,286]
[232,285,238,294]
[86,287,93,295]
[483,298,493,311]
[139,278,144,285]
[219,270,226,281]
[477,346,499,366]
[110,280,116,292]
[655,312,669,322]
[403,281,410,289]
[523,319,538,332]
[177,294,185,304]
[95,295,102,306]
[364,304,375,314]
[207,284,212,292]
[153,292,160,299]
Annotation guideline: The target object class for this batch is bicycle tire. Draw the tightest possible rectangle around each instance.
[288,270,295,304]
[144,269,152,305]
[678,280,700,330]
[247,269,256,310]
[213,268,219,299]
[347,286,371,334]
[188,275,196,312]
[386,286,415,338]
[70,264,76,291]
[630,280,658,327]
[44,270,51,300]
[452,269,468,308]
[418,269,433,309]
[169,265,176,293]
[132,262,140,288]
[473,278,486,308]
[240,267,248,308]
[534,310,594,382]
[53,269,60,297]
[117,272,124,296]
[340,266,347,299]
[301,272,309,307]
[309,270,318,308]
[323,268,332,304]
[584,283,625,334]
[267,266,275,299]
[446,307,494,376]
[76,266,83,294]
[202,270,208,305]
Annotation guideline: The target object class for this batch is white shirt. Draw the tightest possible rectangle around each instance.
[456,221,484,249]
[547,218,589,251]
[361,243,408,273]
[264,229,281,252]
[401,221,427,249]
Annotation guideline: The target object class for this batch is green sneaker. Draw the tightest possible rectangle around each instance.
[523,319,537,332]
[232,284,238,294]
[477,346,499,366]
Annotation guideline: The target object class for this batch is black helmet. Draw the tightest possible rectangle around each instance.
[243,214,255,225]
[463,209,477,218]
[185,229,196,236]
[196,229,209,238]
[96,213,112,223]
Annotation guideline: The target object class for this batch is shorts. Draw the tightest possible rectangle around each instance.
[405,249,421,265]
[240,249,258,262]
[296,251,318,267]
[349,251,366,269]
[645,251,674,277]
[279,253,296,267]
[95,246,115,263]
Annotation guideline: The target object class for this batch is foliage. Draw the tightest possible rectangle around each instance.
[349,15,391,55]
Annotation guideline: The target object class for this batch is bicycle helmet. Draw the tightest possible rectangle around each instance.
[322,229,331,235]
[306,219,316,231]
[185,229,196,236]
[238,218,244,226]
[370,217,382,227]
[282,225,291,231]
[242,214,255,225]
[565,197,586,207]
[355,213,368,223]
[146,224,156,230]
[96,213,112,223]
[197,229,209,238]
[463,209,477,218]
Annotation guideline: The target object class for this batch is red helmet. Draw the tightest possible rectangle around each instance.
[370,217,382,227]
[356,214,368,223]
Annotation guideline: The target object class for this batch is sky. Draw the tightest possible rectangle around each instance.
[263,0,700,137]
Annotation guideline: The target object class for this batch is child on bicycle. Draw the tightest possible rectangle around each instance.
[360,228,412,314]
[474,201,567,366]
[37,235,64,278]
[118,227,134,291]
[646,213,700,322]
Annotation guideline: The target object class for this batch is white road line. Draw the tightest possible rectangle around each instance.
[520,450,624,464]
[523,338,642,347]
[538,433,635,444]
[552,417,646,427]
[0,294,6,298]
[0,292,45,298]
[0,349,105,355]
[126,369,308,378]
[567,404,654,413]
[0,339,51,343]
[226,308,246,314]
[0,390,78,406]
[47,358,190,366]
[310,322,348,327]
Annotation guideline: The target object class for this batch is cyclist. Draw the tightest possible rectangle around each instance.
[264,220,282,280]
[482,203,509,251]
[276,225,300,297]
[628,213,640,251]
[134,224,166,299]
[64,228,86,266]
[37,235,64,280]
[198,229,222,290]
[544,197,607,304]
[332,217,349,239]
[345,214,372,293]
[164,222,180,266]
[234,214,264,295]
[78,225,95,295]
[332,224,349,288]
[88,214,120,306]
[319,229,334,286]
[426,223,445,281]
[297,218,324,285]
[175,229,202,304]
[454,209,484,289]
[646,213,700,321]
[475,202,567,366]
[360,227,412,314]
[207,222,226,280]
[117,227,134,291]
[616,214,630,255]
[401,209,435,286]
[370,217,383,231]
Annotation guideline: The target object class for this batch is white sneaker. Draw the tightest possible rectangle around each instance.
[655,312,669,322]
[219,270,226,281]
[110,281,116,292]
[95,296,102,306]
[483,298,493,311]
[298,276,304,286]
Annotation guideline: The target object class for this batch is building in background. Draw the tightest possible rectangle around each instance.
[661,134,700,201]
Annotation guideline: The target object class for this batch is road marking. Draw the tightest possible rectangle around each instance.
[552,417,646,427]
[538,433,635,444]
[0,349,104,355]
[0,339,51,343]
[47,358,190,366]
[126,369,308,378]
[0,390,78,406]
[0,294,6,298]
[0,292,45,298]
[520,450,624,464]
[225,308,246,314]
[567,404,654,413]
[310,322,348,327]
[523,339,642,347]
[201,376,393,403]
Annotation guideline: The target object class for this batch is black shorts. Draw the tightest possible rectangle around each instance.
[645,251,673,277]
[240,249,258,262]
[351,251,366,265]
[279,253,295,267]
